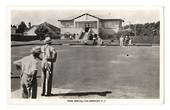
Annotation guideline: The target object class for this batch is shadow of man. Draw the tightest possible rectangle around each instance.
[45,91,112,97]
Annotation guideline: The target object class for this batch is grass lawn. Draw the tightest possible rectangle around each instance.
[11,45,160,98]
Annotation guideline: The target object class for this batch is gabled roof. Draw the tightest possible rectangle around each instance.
[24,25,38,33]
[58,13,100,21]
[37,22,60,34]
[72,13,101,20]
[58,13,124,22]
[40,22,60,31]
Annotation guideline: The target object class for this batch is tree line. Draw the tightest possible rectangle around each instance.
[124,21,160,37]
[111,21,160,44]
[11,21,31,34]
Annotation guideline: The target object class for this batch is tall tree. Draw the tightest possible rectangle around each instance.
[16,21,27,33]
[35,25,49,40]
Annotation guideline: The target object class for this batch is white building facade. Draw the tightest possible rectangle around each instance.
[58,13,124,39]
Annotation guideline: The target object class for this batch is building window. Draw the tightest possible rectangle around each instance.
[61,22,73,28]
[92,22,97,28]
[75,22,97,29]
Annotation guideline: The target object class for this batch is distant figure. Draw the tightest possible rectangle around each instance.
[41,37,57,96]
[97,36,103,46]
[75,33,79,41]
[92,34,98,45]
[125,35,130,46]
[72,33,76,40]
[69,35,72,40]
[93,36,97,45]
[13,46,41,98]
[119,35,124,47]
[129,39,132,45]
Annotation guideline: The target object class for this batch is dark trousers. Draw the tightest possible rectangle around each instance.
[41,64,53,95]
[20,74,37,98]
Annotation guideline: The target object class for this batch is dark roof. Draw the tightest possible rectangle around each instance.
[38,22,60,34]
[58,13,124,22]
[24,22,60,33]
[42,22,60,31]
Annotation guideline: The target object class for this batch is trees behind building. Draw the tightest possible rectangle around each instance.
[126,21,160,44]
[114,21,160,44]
[124,21,160,37]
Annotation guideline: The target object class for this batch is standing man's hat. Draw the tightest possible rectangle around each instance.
[31,46,41,53]
[44,37,52,44]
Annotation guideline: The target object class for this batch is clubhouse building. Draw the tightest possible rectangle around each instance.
[58,13,124,39]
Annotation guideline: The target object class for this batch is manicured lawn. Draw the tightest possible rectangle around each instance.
[11,45,160,98]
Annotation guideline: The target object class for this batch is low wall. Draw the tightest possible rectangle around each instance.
[11,34,39,41]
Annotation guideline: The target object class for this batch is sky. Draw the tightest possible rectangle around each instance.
[11,8,161,27]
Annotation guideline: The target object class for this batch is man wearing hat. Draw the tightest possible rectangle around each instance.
[13,46,41,98]
[41,37,57,96]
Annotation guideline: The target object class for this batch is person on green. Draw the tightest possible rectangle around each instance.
[13,46,41,98]
[41,37,57,96]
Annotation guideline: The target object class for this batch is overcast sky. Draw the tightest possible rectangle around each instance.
[11,8,160,27]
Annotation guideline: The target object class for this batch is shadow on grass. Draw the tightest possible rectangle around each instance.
[11,75,41,79]
[48,91,112,97]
